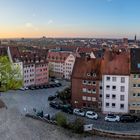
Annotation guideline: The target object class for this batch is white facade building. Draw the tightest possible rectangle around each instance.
[102,75,129,114]
[64,54,76,79]
[23,64,35,87]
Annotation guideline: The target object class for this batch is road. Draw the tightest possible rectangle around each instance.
[0,80,139,139]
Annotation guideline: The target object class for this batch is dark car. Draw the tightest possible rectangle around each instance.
[48,95,57,101]
[49,101,60,109]
[120,114,139,123]
[29,86,35,90]
[61,106,73,114]
[35,86,40,89]
[50,84,56,88]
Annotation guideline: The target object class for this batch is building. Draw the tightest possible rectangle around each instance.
[102,51,130,114]
[8,47,49,87]
[47,50,79,79]
[71,57,102,111]
[7,47,23,78]
[129,48,140,114]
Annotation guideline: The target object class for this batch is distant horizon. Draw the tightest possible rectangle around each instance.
[0,0,140,39]
[0,36,138,40]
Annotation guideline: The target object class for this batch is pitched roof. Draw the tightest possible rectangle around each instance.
[47,51,70,63]
[102,50,130,75]
[72,57,102,80]
[130,48,140,74]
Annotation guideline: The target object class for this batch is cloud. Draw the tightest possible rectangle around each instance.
[47,19,53,25]
[25,22,39,31]
[25,22,33,28]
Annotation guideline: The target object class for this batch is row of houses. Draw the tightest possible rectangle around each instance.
[7,47,81,87]
[71,48,140,114]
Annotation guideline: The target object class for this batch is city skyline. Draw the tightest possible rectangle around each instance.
[0,0,140,39]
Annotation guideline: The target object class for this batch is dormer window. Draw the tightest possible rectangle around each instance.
[87,73,90,76]
[93,73,96,77]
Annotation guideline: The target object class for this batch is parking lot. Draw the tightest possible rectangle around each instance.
[1,80,140,134]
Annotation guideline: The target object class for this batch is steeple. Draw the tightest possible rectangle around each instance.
[134,34,137,44]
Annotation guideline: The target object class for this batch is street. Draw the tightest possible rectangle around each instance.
[0,80,140,134]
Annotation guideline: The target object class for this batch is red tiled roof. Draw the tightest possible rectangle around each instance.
[77,47,97,53]
[72,57,102,80]
[102,51,130,75]
[47,51,70,63]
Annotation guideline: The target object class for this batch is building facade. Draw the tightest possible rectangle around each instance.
[71,57,102,111]
[129,48,140,113]
[102,51,130,114]
[47,50,79,79]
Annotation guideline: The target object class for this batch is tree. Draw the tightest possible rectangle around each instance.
[55,112,67,128]
[0,56,22,91]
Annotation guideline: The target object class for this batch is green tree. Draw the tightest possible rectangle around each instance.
[0,56,22,91]
[55,112,67,128]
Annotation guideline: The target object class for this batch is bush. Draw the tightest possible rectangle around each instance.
[68,118,85,134]
[55,112,67,128]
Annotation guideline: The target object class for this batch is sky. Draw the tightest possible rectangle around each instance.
[0,0,140,39]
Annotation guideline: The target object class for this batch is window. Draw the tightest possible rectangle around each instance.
[137,63,140,68]
[92,97,96,101]
[120,95,125,101]
[133,84,136,87]
[106,77,110,81]
[82,96,86,101]
[100,86,102,90]
[82,80,87,84]
[87,73,90,76]
[138,84,140,88]
[88,81,91,85]
[133,74,137,79]
[92,89,96,94]
[87,97,91,101]
[112,77,116,82]
[120,104,124,109]
[99,94,102,98]
[87,89,91,93]
[82,88,86,93]
[121,77,125,83]
[112,103,116,108]
[92,81,96,85]
[112,86,116,90]
[112,94,116,99]
[106,94,110,99]
[138,93,140,96]
[133,93,136,97]
[120,86,125,92]
[92,73,96,77]
[106,85,110,90]
[106,103,109,107]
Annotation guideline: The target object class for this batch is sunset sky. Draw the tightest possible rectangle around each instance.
[0,0,140,38]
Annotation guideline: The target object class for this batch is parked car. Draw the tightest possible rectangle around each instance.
[35,86,40,89]
[48,95,57,101]
[61,105,73,114]
[36,111,44,118]
[43,85,49,88]
[73,108,85,117]
[43,114,50,120]
[50,84,56,88]
[85,111,98,120]
[62,107,73,114]
[105,114,120,122]
[19,86,28,91]
[49,101,61,109]
[28,86,35,90]
[120,114,139,123]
